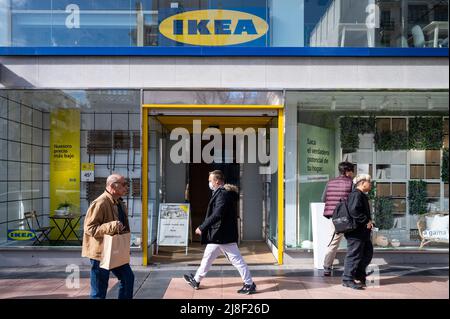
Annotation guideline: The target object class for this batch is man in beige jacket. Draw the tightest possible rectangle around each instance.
[82,173,134,299]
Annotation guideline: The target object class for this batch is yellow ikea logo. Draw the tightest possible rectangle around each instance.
[8,229,36,241]
[159,9,268,46]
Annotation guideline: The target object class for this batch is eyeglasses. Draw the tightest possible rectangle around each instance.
[115,181,129,187]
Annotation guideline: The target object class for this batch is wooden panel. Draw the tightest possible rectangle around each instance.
[445,183,449,198]
[426,150,441,164]
[376,118,391,133]
[410,165,424,179]
[86,177,107,203]
[392,198,406,213]
[392,183,406,197]
[113,131,131,149]
[132,131,141,150]
[377,183,391,197]
[425,165,441,179]
[131,178,141,197]
[392,118,406,131]
[87,131,112,155]
[426,183,441,198]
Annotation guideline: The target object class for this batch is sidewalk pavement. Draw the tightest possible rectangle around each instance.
[0,264,448,299]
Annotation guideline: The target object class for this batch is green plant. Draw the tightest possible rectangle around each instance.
[340,116,375,153]
[442,148,449,183]
[374,130,409,151]
[374,197,394,230]
[409,117,444,150]
[408,180,428,215]
[368,181,377,201]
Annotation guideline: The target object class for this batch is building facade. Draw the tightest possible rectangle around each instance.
[0,0,448,266]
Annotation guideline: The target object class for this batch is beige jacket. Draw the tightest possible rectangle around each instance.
[81,191,130,261]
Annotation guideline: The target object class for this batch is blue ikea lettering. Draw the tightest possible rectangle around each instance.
[159,10,268,46]
[234,20,257,35]
[215,20,232,34]
[173,20,183,35]
[173,19,257,35]
[188,20,210,35]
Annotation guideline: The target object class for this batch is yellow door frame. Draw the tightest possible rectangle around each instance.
[141,104,285,265]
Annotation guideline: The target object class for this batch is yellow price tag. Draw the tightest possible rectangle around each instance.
[180,205,188,213]
[81,163,95,170]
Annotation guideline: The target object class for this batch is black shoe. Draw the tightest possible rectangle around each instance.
[183,274,200,290]
[355,278,367,287]
[342,280,364,290]
[237,282,257,295]
[366,269,374,276]
[323,267,332,277]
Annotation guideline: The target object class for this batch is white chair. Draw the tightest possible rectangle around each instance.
[411,25,435,48]
[411,25,426,48]
[340,23,375,47]
[417,212,449,248]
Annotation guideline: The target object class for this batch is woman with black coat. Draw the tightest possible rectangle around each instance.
[342,174,374,290]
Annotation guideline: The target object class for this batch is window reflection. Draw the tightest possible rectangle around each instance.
[0,0,448,48]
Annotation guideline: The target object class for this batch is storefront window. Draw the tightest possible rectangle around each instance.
[0,89,142,247]
[1,0,447,48]
[290,91,449,250]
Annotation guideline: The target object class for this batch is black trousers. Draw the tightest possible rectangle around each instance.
[342,236,373,282]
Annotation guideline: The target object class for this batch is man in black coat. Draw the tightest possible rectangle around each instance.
[342,174,375,290]
[184,170,256,295]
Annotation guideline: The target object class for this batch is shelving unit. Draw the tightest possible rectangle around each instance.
[341,116,448,240]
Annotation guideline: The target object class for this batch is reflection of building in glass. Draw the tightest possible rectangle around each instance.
[310,0,448,48]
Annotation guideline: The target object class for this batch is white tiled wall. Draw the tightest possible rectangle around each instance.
[0,96,47,238]
[1,96,151,244]
[0,140,7,160]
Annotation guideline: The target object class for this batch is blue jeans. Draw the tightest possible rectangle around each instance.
[90,259,135,299]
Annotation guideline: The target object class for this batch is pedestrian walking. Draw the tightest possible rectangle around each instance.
[342,174,374,290]
[322,161,355,276]
[82,173,135,299]
[183,170,256,295]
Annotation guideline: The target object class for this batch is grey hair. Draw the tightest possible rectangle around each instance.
[106,174,124,188]
[353,174,372,186]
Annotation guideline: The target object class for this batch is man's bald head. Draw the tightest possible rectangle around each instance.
[106,174,124,188]
[106,174,128,198]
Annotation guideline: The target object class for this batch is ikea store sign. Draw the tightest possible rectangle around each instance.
[159,10,268,46]
[8,229,36,241]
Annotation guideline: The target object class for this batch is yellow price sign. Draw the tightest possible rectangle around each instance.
[81,162,95,182]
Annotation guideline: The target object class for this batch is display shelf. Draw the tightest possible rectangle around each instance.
[341,116,447,234]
